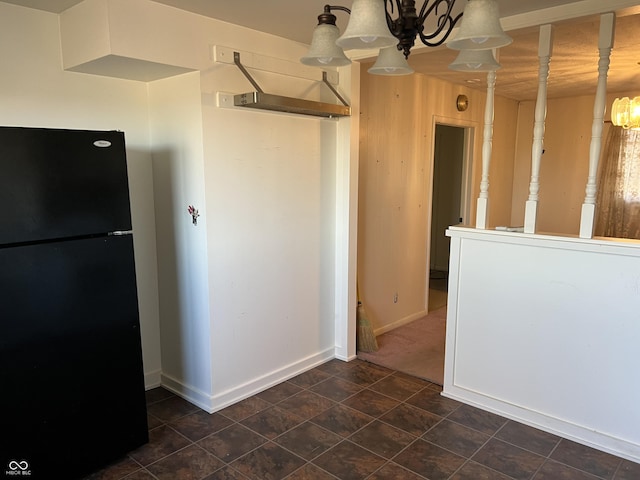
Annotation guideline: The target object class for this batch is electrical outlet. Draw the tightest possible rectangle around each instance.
[393,293,398,303]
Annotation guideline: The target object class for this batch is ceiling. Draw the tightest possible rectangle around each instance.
[3,0,640,100]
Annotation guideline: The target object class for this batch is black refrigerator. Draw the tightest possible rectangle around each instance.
[0,127,149,479]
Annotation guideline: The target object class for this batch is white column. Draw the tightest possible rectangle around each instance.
[524,25,554,234]
[476,67,497,229]
[579,13,616,239]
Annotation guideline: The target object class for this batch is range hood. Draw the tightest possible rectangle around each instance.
[232,52,350,119]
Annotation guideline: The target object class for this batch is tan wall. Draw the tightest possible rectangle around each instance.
[358,66,519,333]
[511,91,638,234]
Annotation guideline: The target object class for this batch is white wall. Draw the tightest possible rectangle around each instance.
[147,72,212,401]
[198,24,344,409]
[56,0,350,410]
[0,2,162,386]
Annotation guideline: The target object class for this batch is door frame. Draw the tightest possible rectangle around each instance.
[425,115,479,309]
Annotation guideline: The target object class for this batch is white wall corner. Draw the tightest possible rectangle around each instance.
[60,0,195,81]
[144,369,162,390]
[163,348,335,413]
[60,0,112,71]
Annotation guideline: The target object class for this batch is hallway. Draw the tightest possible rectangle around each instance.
[357,305,446,385]
[357,270,448,385]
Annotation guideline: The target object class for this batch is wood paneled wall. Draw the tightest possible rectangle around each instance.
[358,64,519,333]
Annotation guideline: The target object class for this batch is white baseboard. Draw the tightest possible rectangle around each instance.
[443,385,640,464]
[374,310,428,336]
[160,373,215,412]
[334,352,358,362]
[160,347,336,414]
[430,266,449,273]
[144,369,162,390]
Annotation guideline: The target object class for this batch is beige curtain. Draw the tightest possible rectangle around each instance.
[594,126,640,239]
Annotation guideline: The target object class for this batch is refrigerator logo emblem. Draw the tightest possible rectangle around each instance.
[93,140,112,148]
[5,460,31,476]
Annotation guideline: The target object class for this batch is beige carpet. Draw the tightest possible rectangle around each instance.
[358,299,446,385]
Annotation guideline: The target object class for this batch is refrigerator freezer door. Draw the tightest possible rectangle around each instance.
[0,235,148,479]
[0,127,132,246]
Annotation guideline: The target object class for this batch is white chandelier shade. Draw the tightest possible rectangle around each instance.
[335,0,397,50]
[449,48,501,71]
[301,23,351,67]
[447,0,512,51]
[368,46,415,75]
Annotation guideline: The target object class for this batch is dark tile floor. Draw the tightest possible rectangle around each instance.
[85,359,640,480]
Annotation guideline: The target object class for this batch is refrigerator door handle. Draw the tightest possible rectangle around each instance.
[109,230,133,236]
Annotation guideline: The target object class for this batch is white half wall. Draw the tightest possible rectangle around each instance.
[444,226,640,462]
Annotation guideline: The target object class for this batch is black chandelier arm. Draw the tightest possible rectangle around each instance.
[325,4,351,15]
[383,0,402,38]
[418,12,462,45]
[417,0,462,44]
[315,5,351,27]
[315,4,350,26]
[384,0,421,54]
[418,0,453,23]
[381,0,463,55]
[384,0,398,16]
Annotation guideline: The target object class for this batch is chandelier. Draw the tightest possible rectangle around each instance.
[301,0,512,75]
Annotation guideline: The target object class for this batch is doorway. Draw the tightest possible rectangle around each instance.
[358,121,472,384]
[428,123,468,312]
